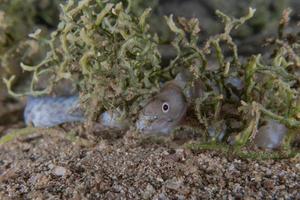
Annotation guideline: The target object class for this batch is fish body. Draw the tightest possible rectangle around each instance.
[23,71,201,134]
[24,96,84,127]
[24,96,130,130]
[100,110,130,130]
[254,120,287,149]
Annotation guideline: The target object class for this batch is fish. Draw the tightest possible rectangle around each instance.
[24,71,202,134]
[253,120,287,149]
[24,95,129,130]
[24,95,84,128]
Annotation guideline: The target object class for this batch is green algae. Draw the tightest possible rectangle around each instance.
[5,0,167,125]
[186,142,298,160]
[0,126,94,146]
[0,127,37,145]
[168,7,300,148]
[0,0,61,97]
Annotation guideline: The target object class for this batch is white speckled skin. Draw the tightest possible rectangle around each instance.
[254,120,287,149]
[100,110,129,130]
[24,96,84,127]
[24,96,130,129]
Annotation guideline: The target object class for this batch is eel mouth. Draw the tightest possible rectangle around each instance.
[135,114,175,135]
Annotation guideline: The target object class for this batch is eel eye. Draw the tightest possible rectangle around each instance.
[162,102,170,113]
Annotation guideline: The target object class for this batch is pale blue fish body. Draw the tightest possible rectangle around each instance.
[23,71,194,132]
[254,120,287,149]
[24,95,84,128]
[24,95,129,129]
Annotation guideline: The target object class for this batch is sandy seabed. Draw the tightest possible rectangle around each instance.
[0,128,299,199]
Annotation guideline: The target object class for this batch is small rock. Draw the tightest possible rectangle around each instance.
[165,178,183,191]
[263,179,275,190]
[175,149,186,161]
[156,176,164,182]
[48,163,54,170]
[155,193,168,200]
[254,173,262,182]
[228,163,235,171]
[176,194,185,200]
[52,166,67,177]
[29,173,42,185]
[142,183,156,199]
[162,150,170,156]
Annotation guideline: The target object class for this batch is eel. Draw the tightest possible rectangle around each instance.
[24,72,195,133]
[24,72,288,149]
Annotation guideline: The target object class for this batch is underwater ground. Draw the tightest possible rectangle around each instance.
[0,128,299,199]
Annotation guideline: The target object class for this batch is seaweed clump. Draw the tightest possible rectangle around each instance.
[0,0,61,98]
[166,7,300,147]
[4,0,300,149]
[5,0,167,124]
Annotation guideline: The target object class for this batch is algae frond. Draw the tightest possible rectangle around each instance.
[164,7,300,148]
[0,0,61,97]
[5,0,168,125]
